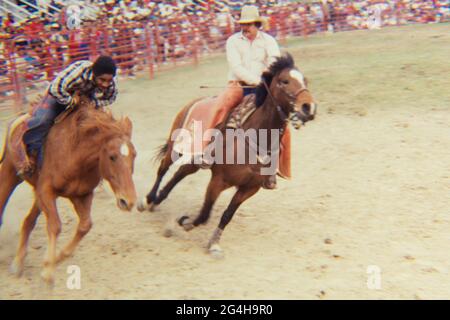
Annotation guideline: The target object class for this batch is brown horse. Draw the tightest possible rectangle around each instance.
[0,96,137,284]
[138,54,317,257]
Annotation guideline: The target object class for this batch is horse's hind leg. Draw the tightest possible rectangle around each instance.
[10,200,41,277]
[0,156,22,228]
[137,149,173,212]
[151,163,200,211]
[207,184,260,258]
[178,176,229,231]
[37,191,61,286]
[56,193,93,264]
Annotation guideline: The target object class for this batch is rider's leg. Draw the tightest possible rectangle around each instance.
[22,95,66,172]
[200,82,244,169]
[210,81,244,128]
[262,126,291,190]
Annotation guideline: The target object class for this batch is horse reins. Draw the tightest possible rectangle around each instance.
[262,80,310,125]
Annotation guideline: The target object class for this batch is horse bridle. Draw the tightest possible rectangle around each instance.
[262,79,310,125]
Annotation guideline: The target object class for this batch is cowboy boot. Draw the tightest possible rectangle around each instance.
[17,149,36,179]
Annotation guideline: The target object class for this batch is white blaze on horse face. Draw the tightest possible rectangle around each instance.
[120,143,130,157]
[310,103,316,115]
[289,70,306,88]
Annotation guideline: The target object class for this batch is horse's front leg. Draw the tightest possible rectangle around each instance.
[137,150,172,212]
[37,190,61,286]
[56,193,93,264]
[207,184,260,259]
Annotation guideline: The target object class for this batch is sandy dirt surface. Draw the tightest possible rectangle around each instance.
[0,24,449,299]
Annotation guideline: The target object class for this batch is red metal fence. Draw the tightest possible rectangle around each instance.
[0,1,448,114]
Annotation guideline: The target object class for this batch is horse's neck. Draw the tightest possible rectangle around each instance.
[245,98,286,132]
[64,123,108,170]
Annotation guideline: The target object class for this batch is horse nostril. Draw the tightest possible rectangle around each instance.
[119,199,128,209]
[302,103,311,115]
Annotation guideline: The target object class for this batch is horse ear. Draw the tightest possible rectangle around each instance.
[122,117,133,138]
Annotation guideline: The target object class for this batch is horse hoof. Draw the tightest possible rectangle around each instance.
[137,197,149,212]
[10,259,24,277]
[208,244,224,259]
[40,269,55,287]
[149,203,158,212]
[178,216,194,231]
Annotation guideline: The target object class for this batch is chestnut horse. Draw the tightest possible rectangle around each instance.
[0,97,137,284]
[139,54,317,257]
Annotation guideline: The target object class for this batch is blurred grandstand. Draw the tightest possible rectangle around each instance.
[0,0,449,110]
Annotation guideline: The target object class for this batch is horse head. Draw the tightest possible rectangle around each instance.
[98,116,137,211]
[256,53,317,129]
[76,108,137,211]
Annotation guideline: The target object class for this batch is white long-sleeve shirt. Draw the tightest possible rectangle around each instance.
[226,31,281,85]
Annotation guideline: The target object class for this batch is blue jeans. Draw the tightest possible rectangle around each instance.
[243,87,256,97]
[23,94,66,166]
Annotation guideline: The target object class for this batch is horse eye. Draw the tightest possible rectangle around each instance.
[281,80,289,85]
[110,155,117,162]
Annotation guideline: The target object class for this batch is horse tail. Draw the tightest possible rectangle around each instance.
[152,98,203,165]
[153,142,169,163]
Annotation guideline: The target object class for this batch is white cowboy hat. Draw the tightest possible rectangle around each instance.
[237,5,263,24]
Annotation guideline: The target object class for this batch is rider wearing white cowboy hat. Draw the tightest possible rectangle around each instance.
[226,5,280,93]
[204,5,282,189]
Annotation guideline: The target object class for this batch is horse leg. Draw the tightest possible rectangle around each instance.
[56,193,93,265]
[151,164,200,211]
[10,200,41,277]
[0,156,22,228]
[37,190,61,286]
[207,184,260,258]
[178,176,228,231]
[137,150,172,212]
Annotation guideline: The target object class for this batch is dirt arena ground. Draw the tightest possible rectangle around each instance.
[0,23,449,299]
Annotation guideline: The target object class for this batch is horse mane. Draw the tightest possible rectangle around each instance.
[255,53,295,107]
[69,107,131,147]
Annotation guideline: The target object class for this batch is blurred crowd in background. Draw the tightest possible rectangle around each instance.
[0,0,448,102]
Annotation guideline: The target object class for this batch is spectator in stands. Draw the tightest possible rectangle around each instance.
[49,22,66,69]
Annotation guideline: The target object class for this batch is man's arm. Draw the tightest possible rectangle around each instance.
[48,61,90,106]
[226,37,261,85]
